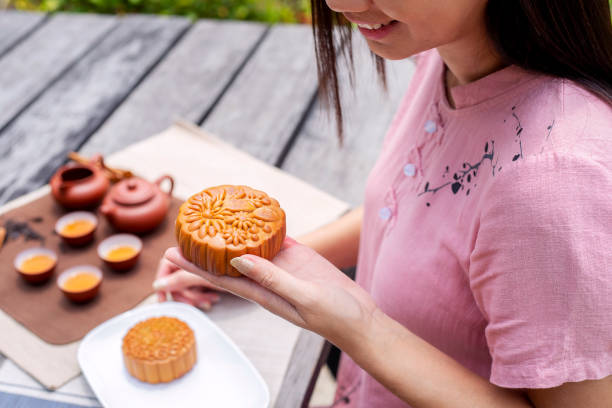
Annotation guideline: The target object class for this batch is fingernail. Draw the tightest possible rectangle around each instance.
[230,256,254,274]
[152,278,168,291]
[198,301,211,311]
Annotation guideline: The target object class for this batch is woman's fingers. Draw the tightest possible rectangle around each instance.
[171,292,205,310]
[164,247,307,326]
[179,286,221,307]
[164,247,233,287]
[155,258,180,302]
[153,269,213,293]
[153,258,223,309]
[170,289,220,310]
[154,258,225,303]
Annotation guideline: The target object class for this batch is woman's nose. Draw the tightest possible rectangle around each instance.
[325,0,370,13]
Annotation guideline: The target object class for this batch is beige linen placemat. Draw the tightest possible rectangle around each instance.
[0,121,350,403]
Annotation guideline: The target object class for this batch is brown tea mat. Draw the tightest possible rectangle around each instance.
[0,193,182,345]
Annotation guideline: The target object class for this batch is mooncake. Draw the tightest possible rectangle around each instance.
[175,185,286,277]
[122,316,196,384]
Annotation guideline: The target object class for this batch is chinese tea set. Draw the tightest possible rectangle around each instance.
[13,153,175,303]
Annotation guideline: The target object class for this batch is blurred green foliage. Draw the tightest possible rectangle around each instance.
[9,0,612,23]
[11,0,311,23]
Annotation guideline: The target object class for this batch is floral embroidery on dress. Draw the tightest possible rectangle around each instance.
[417,106,556,207]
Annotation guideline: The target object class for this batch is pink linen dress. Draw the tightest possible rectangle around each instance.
[332,49,612,407]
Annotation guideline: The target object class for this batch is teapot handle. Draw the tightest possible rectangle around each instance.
[155,175,174,197]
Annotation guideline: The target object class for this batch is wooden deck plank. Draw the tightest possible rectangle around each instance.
[0,13,116,133]
[0,391,86,408]
[80,20,267,157]
[0,11,46,58]
[201,23,317,165]
[0,14,190,204]
[274,331,331,408]
[281,41,415,206]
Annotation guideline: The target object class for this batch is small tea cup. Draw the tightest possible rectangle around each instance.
[14,247,58,284]
[57,265,102,303]
[97,234,142,271]
[55,211,98,246]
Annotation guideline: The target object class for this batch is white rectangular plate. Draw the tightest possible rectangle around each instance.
[78,302,269,408]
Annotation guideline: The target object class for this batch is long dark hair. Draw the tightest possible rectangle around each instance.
[311,0,612,138]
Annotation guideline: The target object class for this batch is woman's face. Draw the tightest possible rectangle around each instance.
[325,0,489,60]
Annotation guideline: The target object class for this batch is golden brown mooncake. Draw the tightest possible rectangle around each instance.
[122,316,197,384]
[176,185,286,277]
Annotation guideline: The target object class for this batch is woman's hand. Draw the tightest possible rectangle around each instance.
[163,237,378,350]
[153,258,221,310]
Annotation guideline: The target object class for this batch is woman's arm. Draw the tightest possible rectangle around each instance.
[324,300,612,408]
[350,309,531,408]
[297,206,362,269]
[162,240,612,408]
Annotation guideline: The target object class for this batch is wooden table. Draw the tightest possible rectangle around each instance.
[0,10,414,407]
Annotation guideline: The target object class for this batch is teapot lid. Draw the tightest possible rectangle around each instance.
[111,178,155,206]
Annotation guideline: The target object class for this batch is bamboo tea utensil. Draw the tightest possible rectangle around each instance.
[68,152,133,183]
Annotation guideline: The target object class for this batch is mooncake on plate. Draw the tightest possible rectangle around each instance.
[122,316,196,384]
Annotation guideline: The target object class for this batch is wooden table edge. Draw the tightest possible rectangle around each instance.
[274,329,331,408]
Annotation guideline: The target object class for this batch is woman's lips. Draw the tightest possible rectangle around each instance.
[356,20,398,41]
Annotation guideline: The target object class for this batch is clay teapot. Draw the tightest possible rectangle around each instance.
[50,155,110,209]
[100,175,174,234]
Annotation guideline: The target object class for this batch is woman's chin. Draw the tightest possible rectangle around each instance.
[365,41,416,61]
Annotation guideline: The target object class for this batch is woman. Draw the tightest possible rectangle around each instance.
[154,0,612,406]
